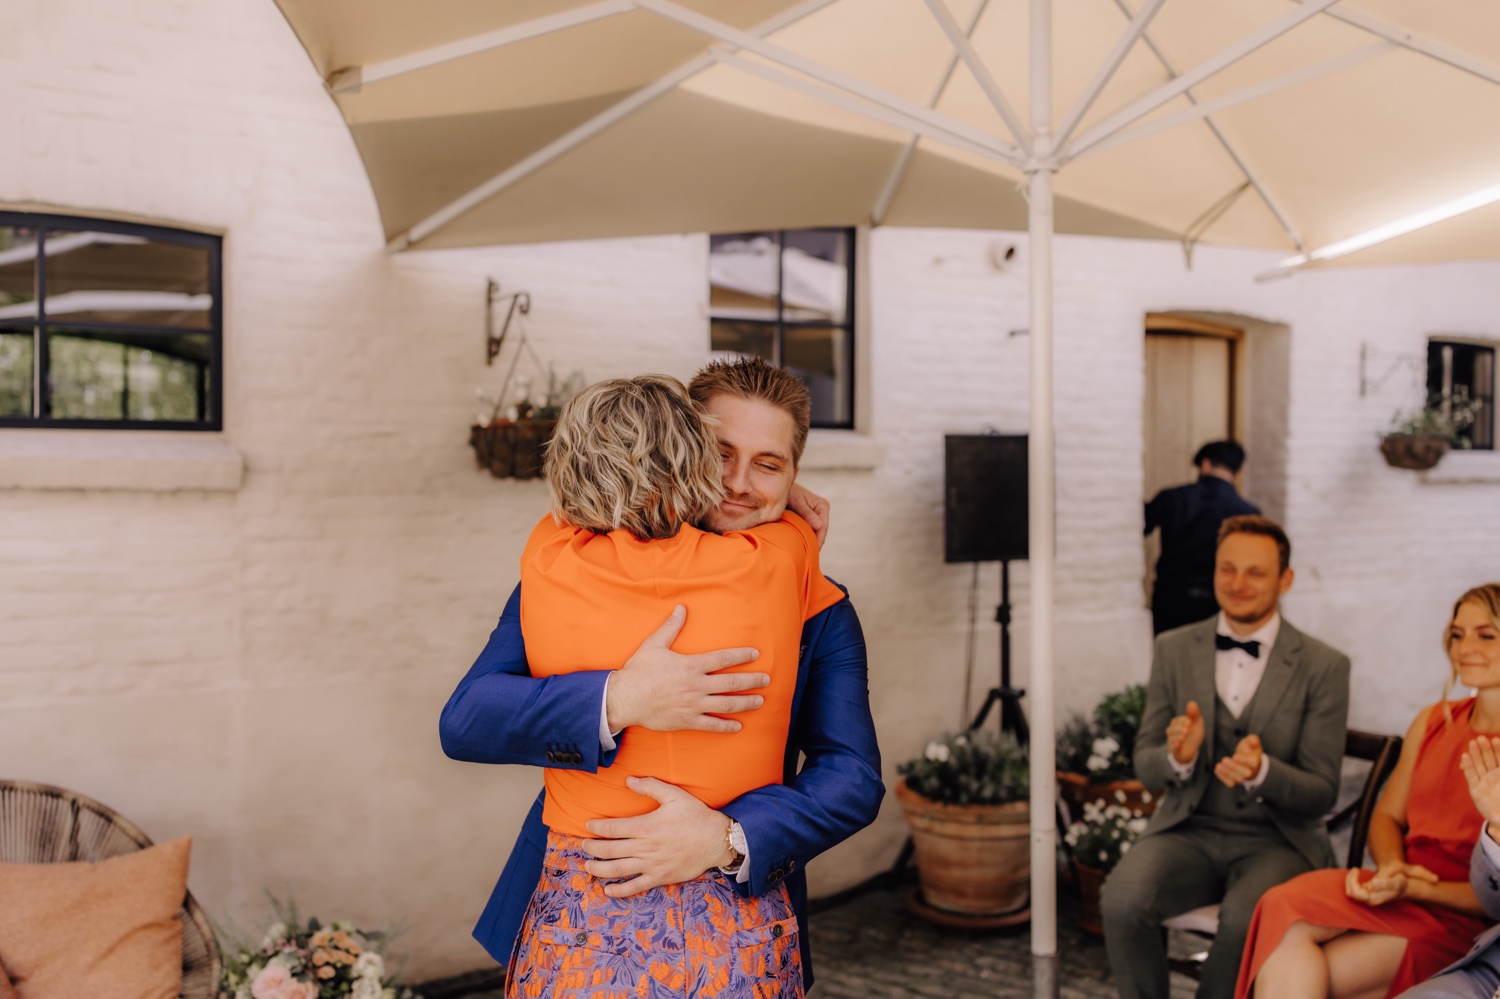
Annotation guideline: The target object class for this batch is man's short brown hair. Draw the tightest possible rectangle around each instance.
[1217,514,1291,573]
[688,357,811,465]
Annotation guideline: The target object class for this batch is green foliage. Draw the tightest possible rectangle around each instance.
[1058,683,1148,783]
[899,729,1029,806]
[1389,386,1481,447]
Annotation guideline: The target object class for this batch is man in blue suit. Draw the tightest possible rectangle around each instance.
[439,357,883,988]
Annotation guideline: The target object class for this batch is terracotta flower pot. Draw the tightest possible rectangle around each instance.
[469,419,557,479]
[1056,772,1159,819]
[1379,433,1449,471]
[1073,861,1107,936]
[895,777,1030,916]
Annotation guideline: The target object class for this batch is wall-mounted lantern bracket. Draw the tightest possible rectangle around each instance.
[1359,342,1423,398]
[486,278,532,366]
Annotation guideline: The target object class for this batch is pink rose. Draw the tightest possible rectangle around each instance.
[282,982,320,999]
[250,965,293,999]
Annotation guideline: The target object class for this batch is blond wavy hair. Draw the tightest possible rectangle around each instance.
[544,374,725,540]
[1441,582,1500,722]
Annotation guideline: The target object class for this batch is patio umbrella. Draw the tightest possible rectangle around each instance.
[271,1,1500,991]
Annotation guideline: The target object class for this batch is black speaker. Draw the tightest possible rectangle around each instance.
[944,434,1028,563]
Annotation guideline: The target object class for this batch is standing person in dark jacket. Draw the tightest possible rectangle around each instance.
[438,357,882,989]
[1145,440,1260,635]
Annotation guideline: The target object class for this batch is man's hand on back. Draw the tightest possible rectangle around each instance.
[582,777,736,897]
[605,605,769,734]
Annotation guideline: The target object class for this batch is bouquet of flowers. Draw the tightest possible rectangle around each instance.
[1063,793,1151,874]
[218,894,418,999]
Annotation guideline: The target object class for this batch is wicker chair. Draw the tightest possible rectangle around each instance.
[0,780,221,999]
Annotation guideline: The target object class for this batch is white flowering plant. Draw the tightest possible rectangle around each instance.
[1057,684,1147,783]
[1064,793,1151,874]
[216,892,418,999]
[898,730,1028,806]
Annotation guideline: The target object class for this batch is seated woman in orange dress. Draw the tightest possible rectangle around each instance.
[1235,585,1500,999]
[506,374,844,999]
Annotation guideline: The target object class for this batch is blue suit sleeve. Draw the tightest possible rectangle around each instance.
[438,584,619,771]
[721,596,883,897]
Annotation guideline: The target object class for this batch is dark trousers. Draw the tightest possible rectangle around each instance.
[1100,822,1310,999]
[1151,588,1219,636]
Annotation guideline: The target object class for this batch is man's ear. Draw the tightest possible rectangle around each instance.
[1279,567,1296,595]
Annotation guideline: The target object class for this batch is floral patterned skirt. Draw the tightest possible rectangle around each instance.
[506,832,803,999]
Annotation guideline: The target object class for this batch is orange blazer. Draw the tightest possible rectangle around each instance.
[519,511,845,838]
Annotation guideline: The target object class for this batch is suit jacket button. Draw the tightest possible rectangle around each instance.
[572,752,584,764]
[787,861,796,873]
[772,924,784,938]
[545,751,557,763]
[574,931,587,945]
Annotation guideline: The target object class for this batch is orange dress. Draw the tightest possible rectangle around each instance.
[1235,698,1490,999]
[519,511,845,839]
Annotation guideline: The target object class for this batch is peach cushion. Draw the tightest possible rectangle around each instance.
[0,836,189,999]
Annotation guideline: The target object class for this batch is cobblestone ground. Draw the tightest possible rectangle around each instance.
[445,876,1201,999]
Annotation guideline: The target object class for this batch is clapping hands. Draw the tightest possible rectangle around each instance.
[1460,734,1500,847]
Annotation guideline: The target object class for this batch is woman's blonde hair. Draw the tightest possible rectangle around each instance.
[544,374,725,540]
[1440,583,1500,721]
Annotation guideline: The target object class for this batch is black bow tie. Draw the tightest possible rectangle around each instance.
[1216,634,1261,658]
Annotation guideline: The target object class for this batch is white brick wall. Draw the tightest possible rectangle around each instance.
[4,0,1500,980]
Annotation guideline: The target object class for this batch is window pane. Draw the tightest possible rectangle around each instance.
[0,329,33,417]
[709,233,780,321]
[0,226,39,318]
[711,319,775,361]
[781,230,849,324]
[44,230,212,329]
[784,324,851,426]
[48,329,210,422]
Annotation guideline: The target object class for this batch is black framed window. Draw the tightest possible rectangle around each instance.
[0,212,222,430]
[1427,339,1495,450]
[709,229,854,429]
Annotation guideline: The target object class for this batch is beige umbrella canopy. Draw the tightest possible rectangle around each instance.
[273,2,1500,993]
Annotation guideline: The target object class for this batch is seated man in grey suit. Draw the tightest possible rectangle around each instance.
[1101,515,1352,999]
[1402,727,1500,999]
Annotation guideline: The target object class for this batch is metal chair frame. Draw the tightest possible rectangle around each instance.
[1163,728,1404,980]
[0,779,221,998]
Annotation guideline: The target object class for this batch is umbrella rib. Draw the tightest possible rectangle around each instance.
[1064,0,1342,160]
[386,0,841,251]
[711,51,1019,165]
[1053,0,1169,153]
[873,0,991,225]
[632,0,1022,165]
[1073,41,1393,160]
[1109,0,1307,253]
[1316,5,1500,89]
[329,0,633,92]
[920,0,1031,155]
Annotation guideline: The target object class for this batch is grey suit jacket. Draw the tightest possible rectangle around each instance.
[1134,617,1352,869]
[1432,838,1500,978]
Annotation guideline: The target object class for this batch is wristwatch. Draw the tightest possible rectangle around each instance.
[724,820,748,872]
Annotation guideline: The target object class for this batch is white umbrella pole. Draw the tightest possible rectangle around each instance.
[1028,0,1058,997]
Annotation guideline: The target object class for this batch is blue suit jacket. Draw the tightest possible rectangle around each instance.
[438,580,883,989]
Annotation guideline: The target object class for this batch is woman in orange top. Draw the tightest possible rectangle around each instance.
[507,374,843,999]
[1235,584,1500,999]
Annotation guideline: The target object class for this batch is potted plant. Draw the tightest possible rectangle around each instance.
[1064,797,1150,935]
[470,368,583,480]
[1380,387,1480,471]
[895,730,1030,922]
[1056,684,1159,816]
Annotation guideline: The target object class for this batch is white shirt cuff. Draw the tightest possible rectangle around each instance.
[599,672,622,751]
[1169,750,1197,783]
[1241,752,1272,790]
[719,821,750,884]
[1483,822,1500,868]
